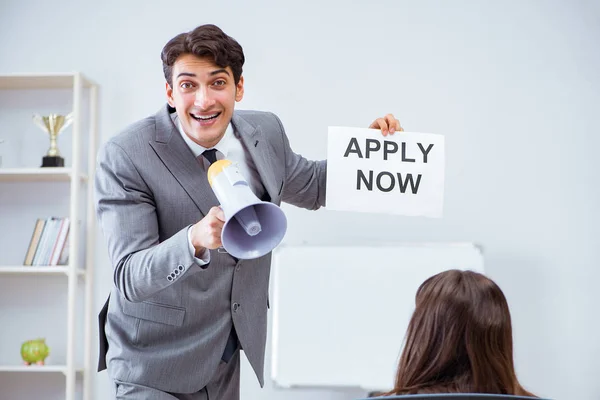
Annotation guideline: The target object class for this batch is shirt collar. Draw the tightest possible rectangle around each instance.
[176,116,232,158]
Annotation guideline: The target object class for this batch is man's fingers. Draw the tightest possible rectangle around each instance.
[202,224,223,249]
[191,207,226,249]
[205,237,222,250]
[397,119,404,132]
[369,116,403,136]
[384,114,403,134]
[385,114,397,134]
[370,117,389,136]
[209,206,226,222]
[210,232,223,248]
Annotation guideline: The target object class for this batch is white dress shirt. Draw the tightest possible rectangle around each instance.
[176,117,265,265]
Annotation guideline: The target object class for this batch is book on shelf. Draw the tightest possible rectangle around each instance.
[23,217,70,266]
[23,219,45,265]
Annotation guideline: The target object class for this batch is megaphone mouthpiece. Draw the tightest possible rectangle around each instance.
[207,159,233,186]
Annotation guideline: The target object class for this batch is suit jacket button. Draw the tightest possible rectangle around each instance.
[233,303,240,312]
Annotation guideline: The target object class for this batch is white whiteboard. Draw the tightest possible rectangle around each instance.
[270,243,484,391]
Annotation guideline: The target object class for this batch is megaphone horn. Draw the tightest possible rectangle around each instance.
[207,160,287,259]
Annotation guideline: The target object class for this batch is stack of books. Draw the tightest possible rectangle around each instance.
[23,217,70,266]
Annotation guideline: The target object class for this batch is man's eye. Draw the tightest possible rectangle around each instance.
[181,82,193,89]
[214,80,226,86]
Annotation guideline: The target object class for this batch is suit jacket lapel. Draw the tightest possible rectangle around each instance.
[232,113,281,204]
[149,106,219,217]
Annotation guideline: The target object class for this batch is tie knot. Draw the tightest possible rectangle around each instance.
[202,149,218,165]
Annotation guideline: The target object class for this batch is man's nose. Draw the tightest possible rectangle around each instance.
[194,87,216,109]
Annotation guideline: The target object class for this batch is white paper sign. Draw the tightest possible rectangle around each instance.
[326,127,445,217]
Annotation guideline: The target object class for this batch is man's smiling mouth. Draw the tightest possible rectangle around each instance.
[191,112,221,121]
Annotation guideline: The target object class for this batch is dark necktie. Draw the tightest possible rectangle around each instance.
[202,147,240,361]
[202,148,218,165]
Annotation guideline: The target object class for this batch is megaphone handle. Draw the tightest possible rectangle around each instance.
[216,205,228,253]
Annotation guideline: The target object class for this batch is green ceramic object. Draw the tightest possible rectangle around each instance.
[21,338,50,365]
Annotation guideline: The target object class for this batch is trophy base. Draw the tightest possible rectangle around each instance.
[41,156,65,167]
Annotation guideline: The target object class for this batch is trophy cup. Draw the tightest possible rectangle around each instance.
[33,113,73,167]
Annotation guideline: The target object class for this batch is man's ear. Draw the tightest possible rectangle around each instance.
[166,82,175,107]
[235,76,245,102]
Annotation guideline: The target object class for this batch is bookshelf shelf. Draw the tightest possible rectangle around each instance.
[0,168,87,182]
[0,365,84,375]
[0,266,85,276]
[0,72,97,90]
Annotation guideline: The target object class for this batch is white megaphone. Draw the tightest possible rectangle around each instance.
[207,159,287,259]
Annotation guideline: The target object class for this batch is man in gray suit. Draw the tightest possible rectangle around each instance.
[95,24,401,400]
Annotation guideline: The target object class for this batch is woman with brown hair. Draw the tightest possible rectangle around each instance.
[384,269,536,396]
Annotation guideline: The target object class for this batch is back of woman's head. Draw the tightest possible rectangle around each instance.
[387,269,534,396]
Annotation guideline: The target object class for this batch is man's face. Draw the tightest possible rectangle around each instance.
[166,54,244,148]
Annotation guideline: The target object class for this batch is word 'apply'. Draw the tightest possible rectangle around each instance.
[326,127,445,218]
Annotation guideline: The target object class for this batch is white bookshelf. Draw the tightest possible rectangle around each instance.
[0,72,98,400]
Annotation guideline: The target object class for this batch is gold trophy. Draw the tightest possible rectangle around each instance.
[33,113,73,167]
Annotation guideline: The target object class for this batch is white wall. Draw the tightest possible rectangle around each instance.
[1,0,598,399]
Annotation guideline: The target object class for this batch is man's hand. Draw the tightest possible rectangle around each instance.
[190,206,226,256]
[369,114,403,136]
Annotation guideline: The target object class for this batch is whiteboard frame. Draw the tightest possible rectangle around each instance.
[270,242,484,390]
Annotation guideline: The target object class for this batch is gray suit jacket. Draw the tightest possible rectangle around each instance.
[94,105,326,393]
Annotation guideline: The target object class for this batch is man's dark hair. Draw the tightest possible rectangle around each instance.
[161,24,245,87]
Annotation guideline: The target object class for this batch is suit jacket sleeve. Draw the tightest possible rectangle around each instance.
[270,113,327,209]
[94,141,201,303]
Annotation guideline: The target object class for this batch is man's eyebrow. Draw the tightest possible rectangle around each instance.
[176,72,196,79]
[176,69,230,79]
[209,69,230,76]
